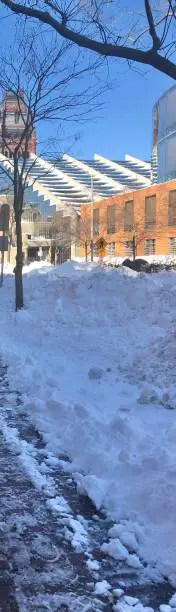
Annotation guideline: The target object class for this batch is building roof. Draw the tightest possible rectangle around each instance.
[0,152,152,217]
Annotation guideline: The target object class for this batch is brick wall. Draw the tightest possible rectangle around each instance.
[80,179,176,258]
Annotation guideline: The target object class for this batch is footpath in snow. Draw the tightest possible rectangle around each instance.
[0,350,175,611]
[0,359,116,611]
[1,354,174,612]
[1,260,176,601]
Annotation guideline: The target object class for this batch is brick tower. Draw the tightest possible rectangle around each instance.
[0,90,36,158]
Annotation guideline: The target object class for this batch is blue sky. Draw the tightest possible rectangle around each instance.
[37,59,173,162]
[72,64,172,162]
[0,3,174,162]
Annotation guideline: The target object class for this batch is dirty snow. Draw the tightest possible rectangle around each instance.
[1,260,176,585]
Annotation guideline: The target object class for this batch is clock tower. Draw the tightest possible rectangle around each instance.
[0,90,36,158]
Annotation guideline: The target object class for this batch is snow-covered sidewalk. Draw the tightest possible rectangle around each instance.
[0,353,175,612]
[1,260,176,589]
[0,359,113,611]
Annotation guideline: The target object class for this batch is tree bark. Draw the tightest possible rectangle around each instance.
[8,241,11,264]
[13,154,24,311]
[15,209,23,310]
[85,239,88,262]
[90,240,94,262]
[132,234,136,260]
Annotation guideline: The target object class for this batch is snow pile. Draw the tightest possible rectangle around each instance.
[74,254,176,266]
[111,591,176,612]
[1,261,176,582]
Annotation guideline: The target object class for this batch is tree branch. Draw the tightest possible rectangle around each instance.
[1,0,176,79]
[144,0,161,50]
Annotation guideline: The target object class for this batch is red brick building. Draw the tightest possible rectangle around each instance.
[0,90,36,158]
[80,179,176,258]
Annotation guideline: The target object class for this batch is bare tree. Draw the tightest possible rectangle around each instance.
[48,208,92,263]
[120,219,147,260]
[4,191,15,263]
[0,26,102,309]
[76,209,91,261]
[1,1,176,79]
[45,211,73,263]
[0,186,15,263]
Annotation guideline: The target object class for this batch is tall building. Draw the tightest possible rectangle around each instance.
[0,90,36,158]
[152,84,176,184]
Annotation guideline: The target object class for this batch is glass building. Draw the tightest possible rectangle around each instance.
[152,84,176,183]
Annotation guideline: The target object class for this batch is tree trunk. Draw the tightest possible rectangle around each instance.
[8,236,12,264]
[15,209,23,310]
[90,240,94,262]
[8,242,11,264]
[132,234,136,261]
[85,240,88,262]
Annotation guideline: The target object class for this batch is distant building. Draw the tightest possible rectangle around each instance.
[6,204,71,265]
[0,152,152,263]
[152,84,176,184]
[79,179,176,260]
[0,90,36,158]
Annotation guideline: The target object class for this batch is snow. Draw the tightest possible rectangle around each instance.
[74,253,176,267]
[66,517,88,552]
[124,597,139,606]
[170,595,176,607]
[74,253,176,266]
[86,558,100,571]
[102,538,129,561]
[2,260,176,583]
[113,603,153,612]
[94,580,111,596]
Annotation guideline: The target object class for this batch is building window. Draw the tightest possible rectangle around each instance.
[107,204,116,234]
[145,195,156,228]
[168,190,176,226]
[125,240,133,257]
[144,239,155,255]
[124,200,134,231]
[107,242,115,256]
[93,208,99,236]
[168,237,176,254]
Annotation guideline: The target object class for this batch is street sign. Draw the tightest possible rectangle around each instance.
[0,236,8,251]
[96,237,107,250]
[0,204,10,232]
[95,237,107,259]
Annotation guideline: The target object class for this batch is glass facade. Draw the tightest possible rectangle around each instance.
[152,85,176,183]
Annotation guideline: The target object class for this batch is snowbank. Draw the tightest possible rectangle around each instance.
[74,254,176,266]
[1,260,176,583]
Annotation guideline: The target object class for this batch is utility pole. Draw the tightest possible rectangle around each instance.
[90,175,94,262]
